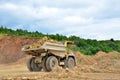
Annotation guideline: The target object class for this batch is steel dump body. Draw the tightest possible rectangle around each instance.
[22,42,66,58]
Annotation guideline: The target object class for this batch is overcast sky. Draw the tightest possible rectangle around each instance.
[0,0,120,40]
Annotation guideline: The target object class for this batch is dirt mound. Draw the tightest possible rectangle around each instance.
[0,35,38,64]
[0,34,7,40]
[74,52,97,65]
[0,51,120,80]
[94,51,120,61]
[95,51,107,56]
[73,51,120,73]
[93,59,120,73]
[27,37,60,49]
[107,51,120,59]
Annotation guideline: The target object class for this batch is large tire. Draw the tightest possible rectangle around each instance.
[27,58,42,72]
[27,58,33,71]
[31,58,42,71]
[46,56,58,72]
[66,57,76,69]
[42,56,48,72]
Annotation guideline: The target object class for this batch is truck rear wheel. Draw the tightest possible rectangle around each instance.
[42,56,48,72]
[27,58,33,71]
[46,56,58,71]
[27,58,42,72]
[66,57,76,69]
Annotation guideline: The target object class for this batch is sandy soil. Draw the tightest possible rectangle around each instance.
[0,35,120,80]
[0,56,120,80]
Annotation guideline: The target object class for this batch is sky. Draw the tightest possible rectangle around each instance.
[0,0,120,40]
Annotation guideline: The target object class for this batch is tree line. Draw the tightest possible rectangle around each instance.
[0,26,120,55]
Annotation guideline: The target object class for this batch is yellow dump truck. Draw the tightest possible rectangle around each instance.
[22,39,76,72]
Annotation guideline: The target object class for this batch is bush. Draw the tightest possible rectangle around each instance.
[0,26,120,55]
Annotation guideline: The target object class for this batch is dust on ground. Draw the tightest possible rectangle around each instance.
[0,51,120,80]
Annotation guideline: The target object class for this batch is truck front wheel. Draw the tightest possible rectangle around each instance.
[66,57,76,69]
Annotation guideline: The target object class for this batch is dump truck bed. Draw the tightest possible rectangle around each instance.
[22,42,66,57]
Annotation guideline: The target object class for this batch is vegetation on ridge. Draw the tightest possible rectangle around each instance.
[0,26,120,55]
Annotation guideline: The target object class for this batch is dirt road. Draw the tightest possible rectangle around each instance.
[0,63,120,80]
[0,51,120,80]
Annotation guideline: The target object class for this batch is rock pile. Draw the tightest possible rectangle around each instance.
[27,37,61,49]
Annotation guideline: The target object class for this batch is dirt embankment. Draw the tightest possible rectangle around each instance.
[0,35,120,65]
[0,35,38,64]
[0,52,120,80]
[0,35,120,80]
